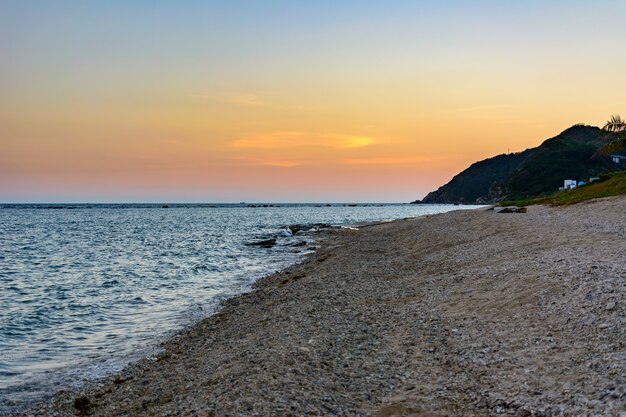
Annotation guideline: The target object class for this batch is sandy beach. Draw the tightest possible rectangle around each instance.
[33,197,625,417]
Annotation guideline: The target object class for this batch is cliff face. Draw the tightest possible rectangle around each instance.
[421,125,621,204]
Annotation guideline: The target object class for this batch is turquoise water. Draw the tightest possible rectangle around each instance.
[0,203,482,413]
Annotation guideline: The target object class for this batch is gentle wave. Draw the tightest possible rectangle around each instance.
[0,203,483,413]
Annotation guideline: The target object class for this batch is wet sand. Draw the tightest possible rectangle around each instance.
[33,197,625,416]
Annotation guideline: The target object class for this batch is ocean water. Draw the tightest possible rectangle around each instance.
[0,203,482,413]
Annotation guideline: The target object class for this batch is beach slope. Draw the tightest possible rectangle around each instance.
[37,197,625,416]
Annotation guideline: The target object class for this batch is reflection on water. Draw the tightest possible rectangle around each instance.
[0,203,482,412]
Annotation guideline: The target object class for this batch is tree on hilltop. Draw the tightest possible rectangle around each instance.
[603,114,626,132]
[595,114,626,157]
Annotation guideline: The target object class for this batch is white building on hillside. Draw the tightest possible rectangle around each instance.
[563,179,577,190]
[611,154,626,165]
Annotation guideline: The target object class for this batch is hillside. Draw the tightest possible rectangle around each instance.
[419,151,531,204]
[500,171,626,207]
[420,125,622,204]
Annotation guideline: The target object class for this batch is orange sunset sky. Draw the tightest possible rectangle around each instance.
[1,1,626,202]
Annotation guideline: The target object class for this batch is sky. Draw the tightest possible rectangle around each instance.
[1,1,626,202]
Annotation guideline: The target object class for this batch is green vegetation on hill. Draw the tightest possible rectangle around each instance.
[421,124,625,204]
[499,171,626,206]
[503,125,616,199]
[418,151,531,204]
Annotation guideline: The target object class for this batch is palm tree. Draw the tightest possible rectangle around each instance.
[603,114,626,132]
[595,114,626,156]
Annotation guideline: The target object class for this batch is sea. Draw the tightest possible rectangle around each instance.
[0,203,483,413]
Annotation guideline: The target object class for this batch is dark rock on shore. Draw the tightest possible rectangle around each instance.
[73,396,91,416]
[287,224,332,235]
[245,238,277,248]
[496,206,527,214]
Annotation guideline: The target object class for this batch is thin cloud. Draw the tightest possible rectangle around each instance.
[219,93,274,108]
[191,92,277,108]
[342,156,433,165]
[263,161,302,168]
[192,93,316,112]
[231,132,377,150]
[326,134,375,149]
[455,104,537,125]
[229,156,303,168]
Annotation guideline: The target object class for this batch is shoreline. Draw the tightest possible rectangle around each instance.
[30,198,625,416]
[2,204,478,416]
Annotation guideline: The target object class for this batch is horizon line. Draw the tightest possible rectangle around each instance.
[0,201,420,205]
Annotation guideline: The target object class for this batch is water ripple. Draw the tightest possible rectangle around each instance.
[0,203,481,412]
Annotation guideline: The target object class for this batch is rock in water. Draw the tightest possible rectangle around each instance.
[287,223,332,235]
[245,238,277,248]
[277,228,293,237]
